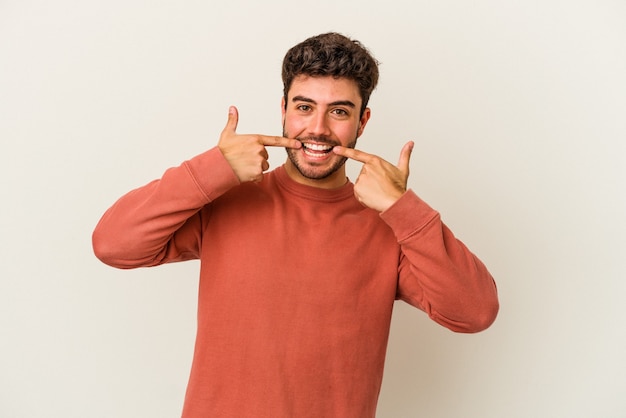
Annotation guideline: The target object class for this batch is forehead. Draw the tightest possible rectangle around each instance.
[287,75,362,106]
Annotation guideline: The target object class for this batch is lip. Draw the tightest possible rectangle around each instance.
[300,141,334,161]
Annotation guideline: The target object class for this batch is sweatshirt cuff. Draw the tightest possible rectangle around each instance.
[379,189,440,242]
[183,147,241,202]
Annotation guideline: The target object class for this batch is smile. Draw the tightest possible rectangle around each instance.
[301,142,333,157]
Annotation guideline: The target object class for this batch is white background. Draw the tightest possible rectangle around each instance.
[1,1,625,417]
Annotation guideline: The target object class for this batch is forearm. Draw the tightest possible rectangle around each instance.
[381,190,499,332]
[92,147,239,268]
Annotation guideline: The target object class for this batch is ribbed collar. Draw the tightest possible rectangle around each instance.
[272,165,355,203]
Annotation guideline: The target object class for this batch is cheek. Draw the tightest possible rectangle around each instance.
[283,117,306,137]
[336,123,360,141]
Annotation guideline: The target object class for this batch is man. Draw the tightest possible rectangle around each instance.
[93,32,498,417]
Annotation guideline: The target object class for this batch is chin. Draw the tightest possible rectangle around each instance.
[286,148,347,180]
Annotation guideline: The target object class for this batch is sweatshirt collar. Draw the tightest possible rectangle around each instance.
[273,165,355,202]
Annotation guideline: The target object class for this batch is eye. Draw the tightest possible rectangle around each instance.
[331,108,349,117]
[297,104,312,112]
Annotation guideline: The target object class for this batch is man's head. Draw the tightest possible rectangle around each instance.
[282,32,379,117]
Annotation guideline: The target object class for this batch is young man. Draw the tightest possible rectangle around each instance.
[93,32,499,417]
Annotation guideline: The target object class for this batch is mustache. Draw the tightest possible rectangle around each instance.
[282,127,338,146]
[294,136,340,146]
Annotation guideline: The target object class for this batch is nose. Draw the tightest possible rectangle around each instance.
[307,112,331,137]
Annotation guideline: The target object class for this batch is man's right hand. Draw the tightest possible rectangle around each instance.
[218,106,301,183]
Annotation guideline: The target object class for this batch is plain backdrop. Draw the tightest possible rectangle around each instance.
[1,1,625,417]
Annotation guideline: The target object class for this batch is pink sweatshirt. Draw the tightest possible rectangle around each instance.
[93,147,498,417]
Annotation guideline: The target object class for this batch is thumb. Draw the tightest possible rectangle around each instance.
[397,141,414,174]
[223,105,239,133]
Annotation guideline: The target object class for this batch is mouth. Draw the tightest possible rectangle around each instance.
[300,141,334,158]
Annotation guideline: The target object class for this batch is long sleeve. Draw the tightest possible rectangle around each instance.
[380,190,499,333]
[92,147,239,269]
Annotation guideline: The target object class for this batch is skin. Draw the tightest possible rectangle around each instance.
[281,75,369,189]
[217,75,414,212]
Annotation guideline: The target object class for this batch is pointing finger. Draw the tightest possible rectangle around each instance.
[332,146,373,163]
[259,135,302,149]
[397,141,414,174]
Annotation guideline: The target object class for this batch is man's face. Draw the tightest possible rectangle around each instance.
[282,75,370,189]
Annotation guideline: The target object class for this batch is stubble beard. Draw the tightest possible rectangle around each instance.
[283,128,357,180]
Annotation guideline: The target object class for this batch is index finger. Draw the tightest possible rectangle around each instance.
[332,146,374,163]
[259,135,302,149]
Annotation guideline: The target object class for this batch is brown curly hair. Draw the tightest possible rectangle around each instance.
[282,32,379,116]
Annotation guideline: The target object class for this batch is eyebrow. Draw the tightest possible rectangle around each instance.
[291,95,356,108]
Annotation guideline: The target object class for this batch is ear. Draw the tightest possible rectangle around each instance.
[357,108,371,138]
[281,96,286,125]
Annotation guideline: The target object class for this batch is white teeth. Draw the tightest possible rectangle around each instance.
[304,149,326,157]
[303,143,332,151]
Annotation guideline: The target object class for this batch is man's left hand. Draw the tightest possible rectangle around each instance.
[333,141,414,212]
